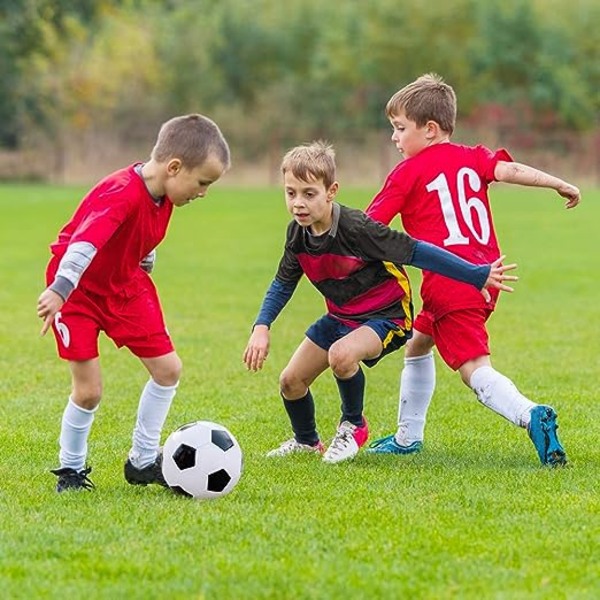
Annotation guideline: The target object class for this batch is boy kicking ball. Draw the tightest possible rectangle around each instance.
[37,114,230,491]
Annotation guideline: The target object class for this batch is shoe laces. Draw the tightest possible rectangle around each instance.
[328,422,356,456]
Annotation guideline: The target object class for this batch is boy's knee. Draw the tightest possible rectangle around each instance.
[328,344,355,379]
[72,384,102,410]
[153,354,182,386]
[279,368,304,399]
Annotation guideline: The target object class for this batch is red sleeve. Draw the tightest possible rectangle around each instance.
[475,145,513,183]
[365,168,406,226]
[70,190,135,250]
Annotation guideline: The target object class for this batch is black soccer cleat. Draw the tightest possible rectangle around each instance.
[51,466,95,492]
[124,450,168,487]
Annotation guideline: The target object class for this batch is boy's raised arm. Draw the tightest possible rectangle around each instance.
[494,161,581,209]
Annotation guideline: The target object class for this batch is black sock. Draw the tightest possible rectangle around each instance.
[335,367,365,427]
[282,390,319,445]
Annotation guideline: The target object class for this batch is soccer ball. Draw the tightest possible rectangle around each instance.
[162,421,243,499]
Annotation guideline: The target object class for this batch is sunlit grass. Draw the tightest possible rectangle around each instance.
[0,183,598,599]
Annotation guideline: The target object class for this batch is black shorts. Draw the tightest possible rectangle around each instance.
[305,314,412,367]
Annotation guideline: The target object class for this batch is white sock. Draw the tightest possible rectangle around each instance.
[395,352,435,444]
[129,379,178,468]
[470,366,536,427]
[59,397,97,470]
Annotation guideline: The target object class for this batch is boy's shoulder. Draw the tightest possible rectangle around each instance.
[92,163,142,196]
[387,142,509,182]
[337,203,369,227]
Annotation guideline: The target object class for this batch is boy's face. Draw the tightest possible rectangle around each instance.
[164,154,225,207]
[389,111,431,158]
[283,171,338,235]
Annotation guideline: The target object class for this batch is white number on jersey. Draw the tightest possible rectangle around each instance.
[426,168,491,247]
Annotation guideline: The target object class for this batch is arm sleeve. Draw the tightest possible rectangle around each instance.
[411,241,490,290]
[475,145,513,183]
[254,278,298,328]
[49,241,98,300]
[365,170,406,226]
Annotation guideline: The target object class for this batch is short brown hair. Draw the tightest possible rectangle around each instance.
[386,73,457,135]
[151,114,231,169]
[281,140,336,189]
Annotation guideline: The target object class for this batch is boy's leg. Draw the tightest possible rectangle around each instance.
[124,351,181,485]
[51,359,101,492]
[268,337,329,456]
[323,325,381,463]
[397,330,436,442]
[435,308,567,467]
[466,361,566,466]
[328,325,382,425]
[368,317,435,455]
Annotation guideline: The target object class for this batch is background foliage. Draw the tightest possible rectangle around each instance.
[1,0,598,162]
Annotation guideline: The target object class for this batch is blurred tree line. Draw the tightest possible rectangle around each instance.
[1,0,598,165]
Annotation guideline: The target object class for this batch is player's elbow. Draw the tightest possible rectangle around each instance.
[494,161,512,182]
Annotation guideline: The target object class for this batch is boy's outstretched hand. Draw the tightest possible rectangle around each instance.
[557,182,580,209]
[482,255,518,302]
[243,325,270,372]
[37,288,64,336]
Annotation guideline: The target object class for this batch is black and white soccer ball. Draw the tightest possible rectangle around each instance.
[162,421,243,499]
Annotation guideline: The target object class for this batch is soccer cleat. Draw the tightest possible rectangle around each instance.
[266,438,325,457]
[322,418,369,464]
[527,405,567,467]
[124,449,168,487]
[51,466,95,492]
[366,434,423,455]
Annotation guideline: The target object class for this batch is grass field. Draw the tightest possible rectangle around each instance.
[0,182,598,599]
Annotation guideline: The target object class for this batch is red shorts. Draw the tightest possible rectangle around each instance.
[46,262,174,361]
[414,307,492,371]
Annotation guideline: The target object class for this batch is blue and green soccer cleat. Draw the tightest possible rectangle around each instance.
[527,405,567,467]
[366,434,423,455]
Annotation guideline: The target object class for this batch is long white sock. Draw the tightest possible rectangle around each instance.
[59,397,97,470]
[395,352,435,444]
[470,366,536,427]
[130,379,178,468]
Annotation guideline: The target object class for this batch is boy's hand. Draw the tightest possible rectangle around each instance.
[37,289,64,336]
[243,325,270,372]
[557,183,580,209]
[482,255,518,302]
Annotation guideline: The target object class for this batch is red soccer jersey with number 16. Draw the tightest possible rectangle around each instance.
[366,142,513,319]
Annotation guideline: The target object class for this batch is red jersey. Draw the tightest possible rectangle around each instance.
[50,164,173,296]
[366,143,512,318]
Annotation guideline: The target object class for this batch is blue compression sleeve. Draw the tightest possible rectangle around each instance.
[411,241,490,289]
[254,278,297,328]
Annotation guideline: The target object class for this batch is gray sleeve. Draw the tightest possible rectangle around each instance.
[49,241,98,301]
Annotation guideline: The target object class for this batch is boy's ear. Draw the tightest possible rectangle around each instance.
[327,181,339,199]
[425,120,441,139]
[166,158,183,175]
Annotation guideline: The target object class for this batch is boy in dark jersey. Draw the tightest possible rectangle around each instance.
[365,73,580,466]
[243,141,517,464]
[37,114,230,491]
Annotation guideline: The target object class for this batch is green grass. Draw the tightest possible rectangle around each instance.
[0,182,599,599]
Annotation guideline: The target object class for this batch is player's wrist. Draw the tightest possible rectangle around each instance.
[49,276,74,302]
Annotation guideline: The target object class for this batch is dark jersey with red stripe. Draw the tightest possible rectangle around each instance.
[274,203,416,327]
